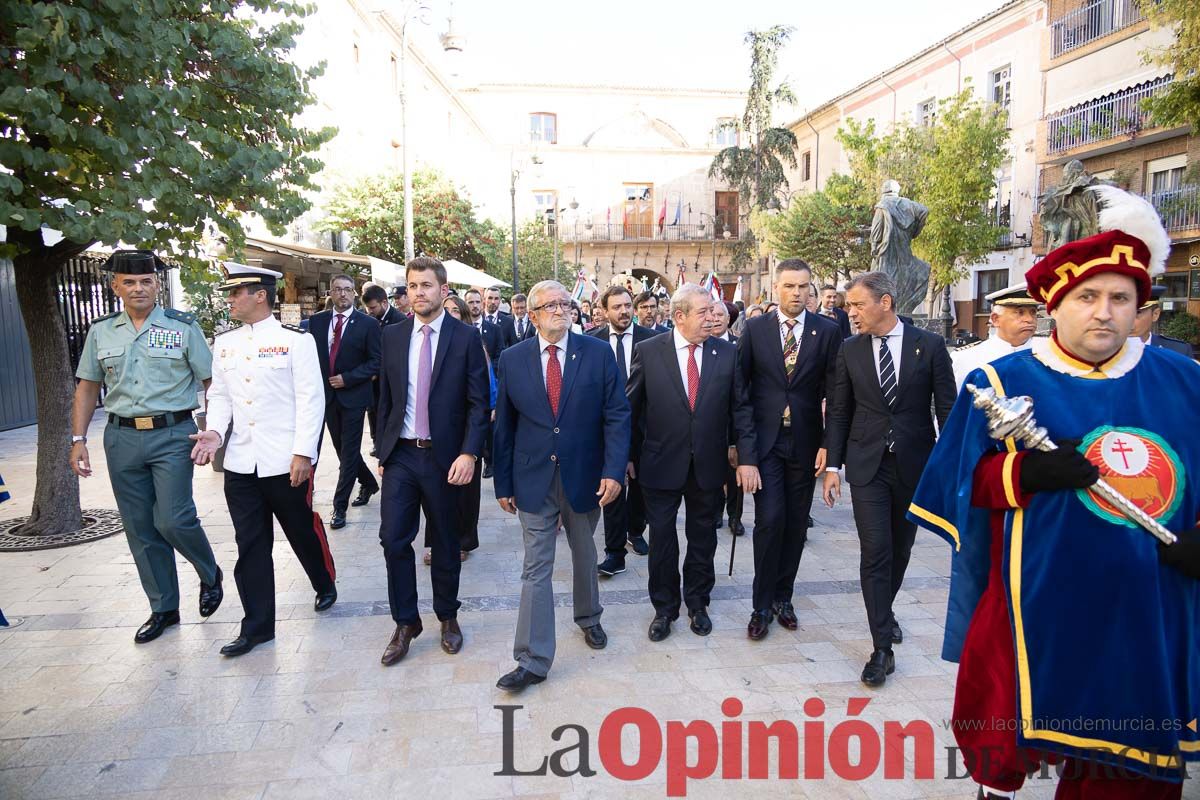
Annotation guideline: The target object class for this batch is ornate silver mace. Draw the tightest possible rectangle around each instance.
[965,385,1177,546]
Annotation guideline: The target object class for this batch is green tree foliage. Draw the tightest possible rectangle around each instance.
[1141,0,1200,134]
[318,169,505,271]
[0,0,332,535]
[708,25,798,268]
[1162,311,1200,346]
[837,85,1009,289]
[768,174,872,284]
[500,219,582,293]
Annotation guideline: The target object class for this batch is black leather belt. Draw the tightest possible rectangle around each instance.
[109,410,193,430]
[399,438,433,449]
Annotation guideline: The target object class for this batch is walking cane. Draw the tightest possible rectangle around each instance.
[728,521,737,577]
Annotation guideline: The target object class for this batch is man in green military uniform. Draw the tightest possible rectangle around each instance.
[70,250,224,644]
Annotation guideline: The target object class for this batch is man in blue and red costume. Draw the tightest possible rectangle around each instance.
[910,184,1200,800]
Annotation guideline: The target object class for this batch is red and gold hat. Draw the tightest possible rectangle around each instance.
[1025,184,1168,311]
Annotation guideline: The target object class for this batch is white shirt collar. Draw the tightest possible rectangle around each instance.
[779,309,806,328]
[610,325,630,338]
[673,329,701,351]
[415,309,447,334]
[876,318,903,339]
[539,333,567,354]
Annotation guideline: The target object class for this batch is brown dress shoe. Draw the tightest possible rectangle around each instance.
[440,618,463,654]
[381,622,423,666]
[747,609,772,640]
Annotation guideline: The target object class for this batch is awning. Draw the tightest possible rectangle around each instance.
[443,259,511,288]
[244,236,369,267]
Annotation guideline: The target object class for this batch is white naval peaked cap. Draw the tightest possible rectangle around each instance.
[217,261,284,291]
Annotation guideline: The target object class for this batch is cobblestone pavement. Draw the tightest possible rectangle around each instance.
[0,414,1168,799]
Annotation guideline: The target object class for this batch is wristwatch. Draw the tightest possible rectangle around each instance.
[71,435,87,444]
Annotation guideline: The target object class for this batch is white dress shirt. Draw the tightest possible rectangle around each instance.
[206,316,325,477]
[871,318,904,384]
[327,308,353,353]
[672,329,703,390]
[778,310,806,351]
[608,326,634,367]
[538,333,568,385]
[400,310,446,439]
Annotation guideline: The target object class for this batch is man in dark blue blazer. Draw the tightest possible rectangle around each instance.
[588,286,657,576]
[463,288,504,363]
[712,302,746,536]
[634,291,671,333]
[482,286,509,327]
[818,284,854,338]
[627,284,759,642]
[493,280,630,691]
[498,293,536,349]
[362,284,405,454]
[739,261,843,641]
[375,257,489,666]
[308,275,381,528]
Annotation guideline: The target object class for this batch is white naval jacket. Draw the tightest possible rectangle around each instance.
[950,332,1033,390]
[206,315,325,477]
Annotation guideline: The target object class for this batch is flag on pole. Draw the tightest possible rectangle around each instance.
[676,262,687,289]
[571,268,597,303]
[673,196,682,226]
[657,197,667,234]
[732,276,744,305]
[707,273,724,303]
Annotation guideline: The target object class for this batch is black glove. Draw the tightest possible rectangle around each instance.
[1018,439,1099,494]
[1159,526,1200,580]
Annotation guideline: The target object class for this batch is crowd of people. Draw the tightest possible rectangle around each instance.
[65,180,1200,798]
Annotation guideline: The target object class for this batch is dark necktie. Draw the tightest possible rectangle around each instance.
[613,332,628,385]
[517,318,525,339]
[686,343,699,411]
[878,335,897,450]
[330,313,345,369]
[545,344,562,416]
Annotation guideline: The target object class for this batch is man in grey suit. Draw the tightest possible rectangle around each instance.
[492,280,630,691]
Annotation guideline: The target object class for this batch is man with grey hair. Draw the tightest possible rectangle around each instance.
[493,280,630,691]
[627,283,760,642]
[822,270,955,687]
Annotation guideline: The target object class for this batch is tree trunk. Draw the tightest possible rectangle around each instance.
[11,238,93,536]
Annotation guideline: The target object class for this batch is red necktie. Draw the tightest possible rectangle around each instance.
[330,313,345,369]
[686,343,699,411]
[546,344,562,417]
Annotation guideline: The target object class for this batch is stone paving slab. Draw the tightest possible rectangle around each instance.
[0,414,1183,798]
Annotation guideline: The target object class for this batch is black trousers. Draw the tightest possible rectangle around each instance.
[600,474,647,557]
[366,382,380,444]
[224,470,336,639]
[379,444,462,624]
[423,458,481,553]
[751,431,816,611]
[850,451,918,650]
[723,465,743,524]
[325,402,378,513]
[641,463,723,618]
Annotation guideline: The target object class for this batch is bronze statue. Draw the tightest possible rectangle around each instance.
[869,180,931,314]
[1038,160,1106,251]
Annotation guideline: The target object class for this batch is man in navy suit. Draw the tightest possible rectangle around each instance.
[499,293,536,349]
[375,257,489,666]
[308,274,381,529]
[818,284,853,338]
[482,286,509,327]
[739,260,842,640]
[712,301,746,536]
[588,285,655,576]
[493,280,630,691]
[362,284,405,454]
[822,271,955,686]
[634,291,670,333]
[464,288,504,363]
[627,284,760,642]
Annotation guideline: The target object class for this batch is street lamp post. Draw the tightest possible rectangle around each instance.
[508,153,543,293]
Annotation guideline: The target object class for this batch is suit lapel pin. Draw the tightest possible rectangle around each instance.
[916,348,921,356]
[810,330,816,336]
[711,349,716,355]
[571,353,576,360]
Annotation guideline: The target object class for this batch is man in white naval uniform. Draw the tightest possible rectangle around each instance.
[190,263,337,657]
[951,283,1041,389]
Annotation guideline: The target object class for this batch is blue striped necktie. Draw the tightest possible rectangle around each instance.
[878,336,896,451]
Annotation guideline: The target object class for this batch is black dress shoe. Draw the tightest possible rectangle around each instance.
[729,519,746,537]
[861,648,895,687]
[330,512,346,530]
[627,535,649,556]
[891,621,903,644]
[597,555,626,576]
[747,609,772,641]
[772,601,798,630]
[351,485,378,507]
[497,665,546,692]
[482,465,494,479]
[199,567,223,618]
[688,609,712,636]
[314,587,337,612]
[648,615,672,642]
[582,624,607,649]
[220,634,274,657]
[134,610,180,644]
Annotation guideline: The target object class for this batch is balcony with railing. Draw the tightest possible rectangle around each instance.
[556,222,745,243]
[1148,186,1200,234]
[1045,75,1172,155]
[1050,0,1146,58]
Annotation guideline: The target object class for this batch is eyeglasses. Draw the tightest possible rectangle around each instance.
[330,286,356,295]
[533,300,571,314]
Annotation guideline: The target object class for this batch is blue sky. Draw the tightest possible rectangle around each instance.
[441,0,1007,112]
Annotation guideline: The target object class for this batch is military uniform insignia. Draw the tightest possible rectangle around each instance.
[147,327,184,350]
[281,323,306,334]
[258,346,289,359]
[163,308,196,324]
[955,340,984,351]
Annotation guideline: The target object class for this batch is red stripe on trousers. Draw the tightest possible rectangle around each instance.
[307,476,336,582]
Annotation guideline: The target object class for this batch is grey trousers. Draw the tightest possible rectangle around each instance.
[513,468,602,677]
[103,419,219,613]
